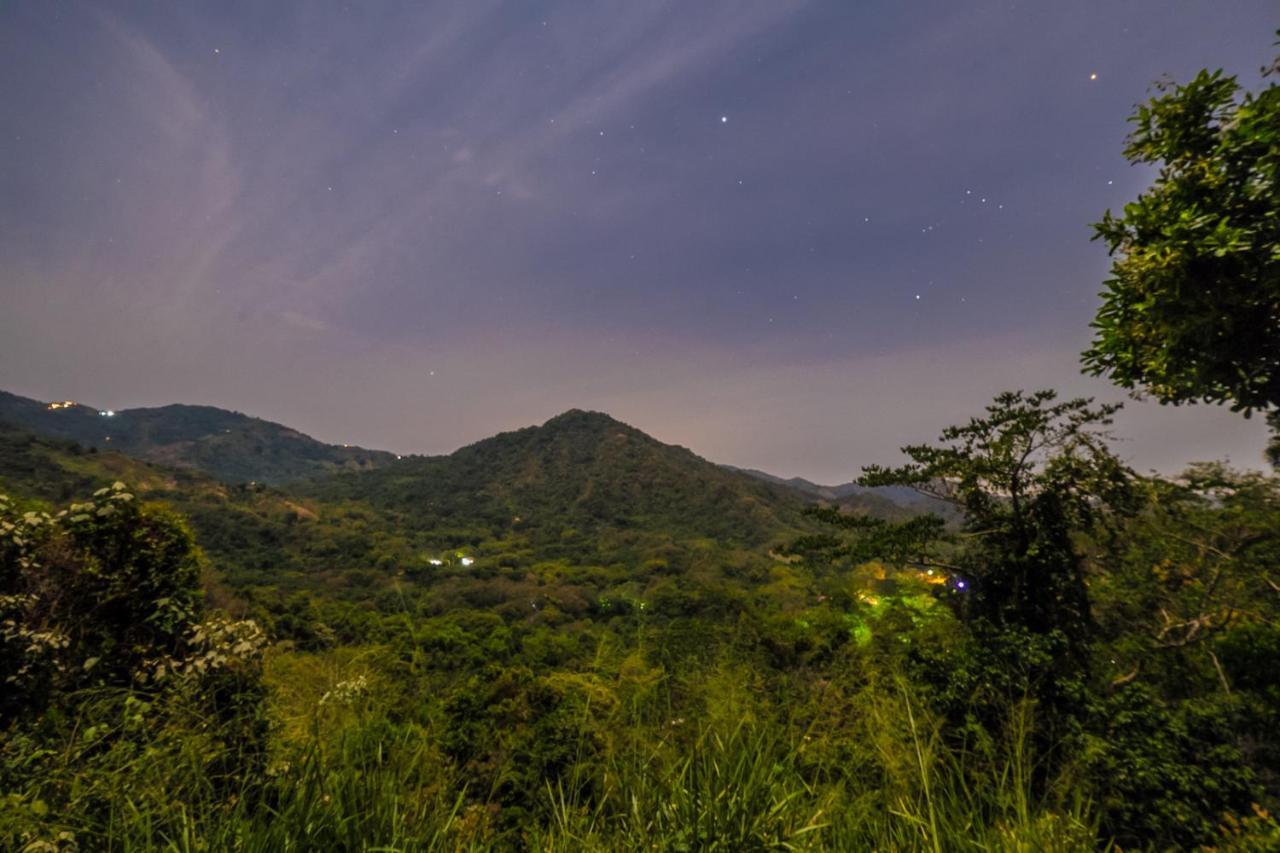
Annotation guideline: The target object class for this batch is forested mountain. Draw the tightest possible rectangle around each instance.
[310,409,811,545]
[1,389,937,526]
[0,399,946,610]
[0,421,374,597]
[0,389,395,485]
[0,409,833,608]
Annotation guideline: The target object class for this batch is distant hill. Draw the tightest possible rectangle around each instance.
[0,420,207,505]
[0,390,396,485]
[0,413,815,605]
[726,465,961,521]
[0,407,941,610]
[0,420,379,598]
[309,409,812,546]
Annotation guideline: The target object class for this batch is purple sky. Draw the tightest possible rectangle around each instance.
[1,2,1275,481]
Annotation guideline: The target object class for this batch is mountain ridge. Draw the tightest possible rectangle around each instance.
[0,390,397,485]
[723,464,960,520]
[1,389,940,524]
[306,407,812,546]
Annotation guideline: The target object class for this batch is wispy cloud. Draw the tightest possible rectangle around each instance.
[2,0,1274,476]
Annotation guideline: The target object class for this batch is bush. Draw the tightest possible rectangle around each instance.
[0,486,268,849]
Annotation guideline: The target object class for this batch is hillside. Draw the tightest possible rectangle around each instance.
[308,409,812,547]
[0,422,361,595]
[0,404,943,616]
[0,412,818,607]
[728,465,962,521]
[0,389,396,484]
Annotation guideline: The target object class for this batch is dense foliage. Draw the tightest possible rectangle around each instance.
[1,485,267,849]
[3,396,1279,849]
[1082,45,1280,457]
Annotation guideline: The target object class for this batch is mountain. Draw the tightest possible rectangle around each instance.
[0,419,415,599]
[308,409,811,546]
[0,390,950,596]
[0,390,396,485]
[727,466,957,517]
[724,466,912,517]
[726,465,961,521]
[0,411,817,612]
[0,405,946,621]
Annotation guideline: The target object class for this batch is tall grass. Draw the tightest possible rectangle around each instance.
[533,681,1097,851]
[3,691,465,852]
[6,669,1099,851]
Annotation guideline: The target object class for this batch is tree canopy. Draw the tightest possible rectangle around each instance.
[861,391,1133,641]
[1083,44,1280,424]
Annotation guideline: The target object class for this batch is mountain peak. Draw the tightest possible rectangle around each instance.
[534,409,649,444]
[312,406,808,545]
[542,409,630,429]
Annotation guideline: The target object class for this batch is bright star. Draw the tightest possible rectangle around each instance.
[720,115,728,123]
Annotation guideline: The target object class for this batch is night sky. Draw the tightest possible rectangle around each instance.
[2,2,1275,481]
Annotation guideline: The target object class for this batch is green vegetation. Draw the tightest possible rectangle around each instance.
[3,42,1280,853]
[1082,42,1280,459]
[4,394,1279,849]
[0,390,396,485]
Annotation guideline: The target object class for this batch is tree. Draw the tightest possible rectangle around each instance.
[1092,463,1280,687]
[851,390,1135,654]
[1083,42,1280,457]
[809,391,1138,794]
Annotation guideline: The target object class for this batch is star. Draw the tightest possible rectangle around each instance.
[1089,72,1098,81]
[720,115,728,123]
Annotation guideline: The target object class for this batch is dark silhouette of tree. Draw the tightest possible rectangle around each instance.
[850,390,1135,654]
